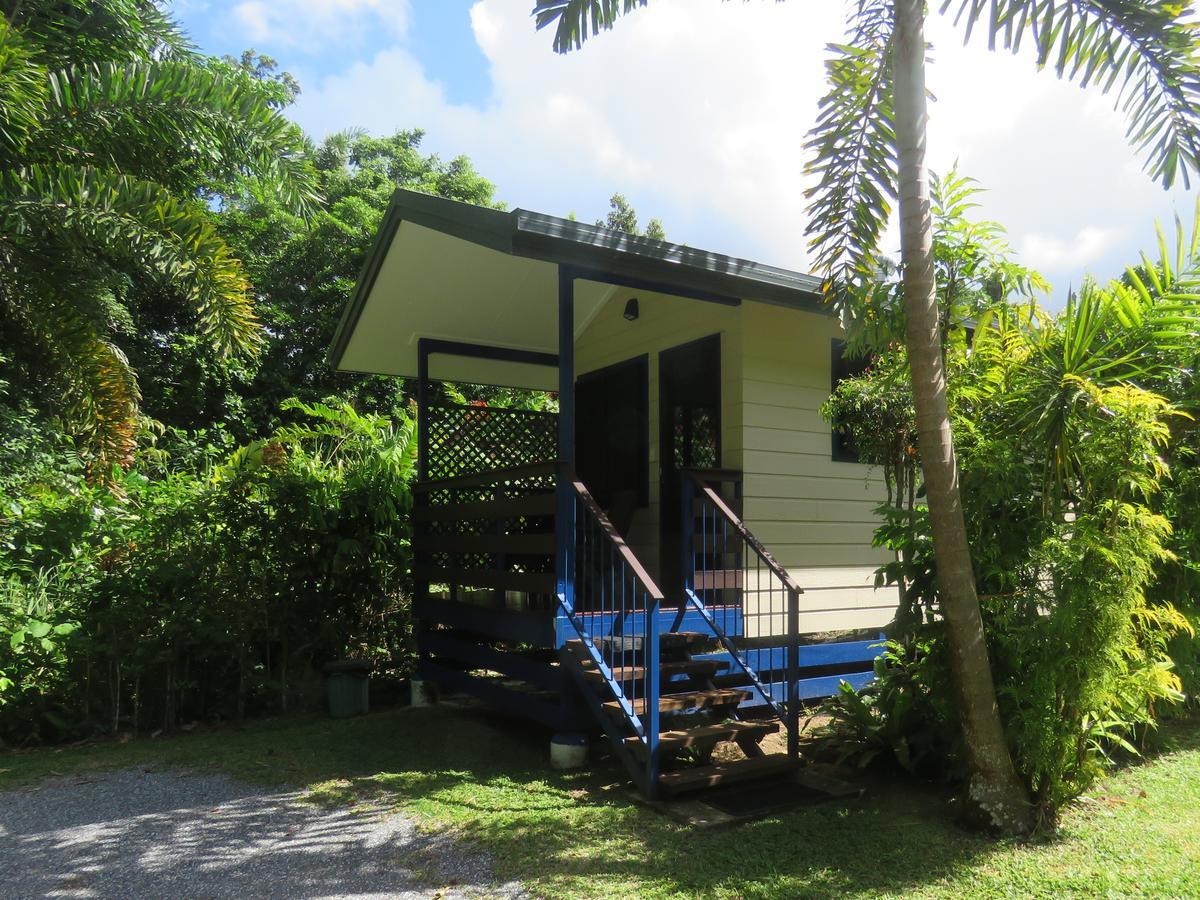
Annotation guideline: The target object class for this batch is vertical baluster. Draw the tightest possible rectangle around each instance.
[680,475,692,608]
[607,530,613,684]
[765,553,771,701]
[646,568,660,794]
[722,512,729,650]
[787,584,799,760]
[617,539,623,696]
[610,538,617,696]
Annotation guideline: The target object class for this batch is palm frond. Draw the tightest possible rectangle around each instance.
[1116,197,1200,357]
[0,18,47,157]
[1,165,263,357]
[532,0,650,53]
[804,0,897,307]
[3,0,194,68]
[940,0,1200,188]
[36,60,318,214]
[69,334,141,482]
[20,293,142,481]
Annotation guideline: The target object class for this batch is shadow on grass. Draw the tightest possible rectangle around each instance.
[184,706,1008,897]
[5,706,1199,898]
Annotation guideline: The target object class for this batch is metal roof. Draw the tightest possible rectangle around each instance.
[328,188,828,373]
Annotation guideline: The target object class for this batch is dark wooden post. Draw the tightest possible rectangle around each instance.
[415,338,432,690]
[416,338,430,482]
[556,267,576,614]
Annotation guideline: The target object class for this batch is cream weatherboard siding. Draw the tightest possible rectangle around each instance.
[739,301,896,633]
[572,288,898,634]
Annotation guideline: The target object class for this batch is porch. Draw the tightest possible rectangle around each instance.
[407,337,877,798]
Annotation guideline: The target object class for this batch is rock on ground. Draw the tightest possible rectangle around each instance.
[0,768,522,899]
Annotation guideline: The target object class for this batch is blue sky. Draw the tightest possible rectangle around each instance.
[175,1,1196,309]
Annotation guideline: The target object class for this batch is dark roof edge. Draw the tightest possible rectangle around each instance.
[328,189,828,370]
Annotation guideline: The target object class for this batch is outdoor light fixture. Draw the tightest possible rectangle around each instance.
[623,297,640,321]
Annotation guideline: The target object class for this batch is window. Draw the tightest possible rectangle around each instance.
[830,338,870,463]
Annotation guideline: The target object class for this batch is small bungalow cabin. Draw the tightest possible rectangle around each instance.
[330,189,894,798]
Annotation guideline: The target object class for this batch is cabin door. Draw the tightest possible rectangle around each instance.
[575,355,649,539]
[659,334,721,600]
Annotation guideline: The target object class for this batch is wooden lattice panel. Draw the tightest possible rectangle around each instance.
[426,404,557,481]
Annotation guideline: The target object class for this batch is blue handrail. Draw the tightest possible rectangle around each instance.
[681,470,802,761]
[559,468,663,792]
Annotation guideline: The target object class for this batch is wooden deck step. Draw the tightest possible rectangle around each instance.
[657,753,798,795]
[589,631,716,653]
[602,688,751,717]
[580,659,725,684]
[624,720,780,757]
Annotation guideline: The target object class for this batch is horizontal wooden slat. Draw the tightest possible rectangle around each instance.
[603,688,751,716]
[414,461,557,493]
[417,533,556,556]
[584,631,716,653]
[657,754,797,794]
[415,566,555,594]
[414,597,555,646]
[419,631,563,692]
[694,569,743,591]
[627,720,780,757]
[416,660,589,731]
[695,637,885,675]
[580,659,724,684]
[414,493,556,522]
[733,670,876,707]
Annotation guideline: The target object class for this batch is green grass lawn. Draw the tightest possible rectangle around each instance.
[2,705,1197,899]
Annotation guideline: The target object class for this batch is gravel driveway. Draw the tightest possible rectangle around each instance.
[0,768,522,899]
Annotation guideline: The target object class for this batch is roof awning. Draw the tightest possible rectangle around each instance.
[329,189,827,390]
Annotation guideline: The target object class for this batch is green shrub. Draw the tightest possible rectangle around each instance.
[0,398,417,744]
[823,287,1193,821]
[0,568,84,743]
[813,636,962,777]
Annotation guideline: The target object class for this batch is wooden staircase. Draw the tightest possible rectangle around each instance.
[413,458,808,799]
[562,631,797,797]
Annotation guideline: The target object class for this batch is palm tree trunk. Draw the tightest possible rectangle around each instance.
[892,0,1032,834]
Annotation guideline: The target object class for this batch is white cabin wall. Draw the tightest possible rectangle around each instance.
[739,301,898,634]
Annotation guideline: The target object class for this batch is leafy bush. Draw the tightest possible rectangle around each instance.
[0,398,416,745]
[812,637,961,777]
[0,568,83,743]
[820,195,1199,821]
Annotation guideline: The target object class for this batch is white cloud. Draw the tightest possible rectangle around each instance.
[1020,226,1125,273]
[230,0,410,51]
[296,0,844,267]
[289,0,1196,304]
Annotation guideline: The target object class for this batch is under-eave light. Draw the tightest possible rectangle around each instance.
[623,297,639,321]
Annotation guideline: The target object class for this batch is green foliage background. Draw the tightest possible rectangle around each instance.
[821,173,1200,820]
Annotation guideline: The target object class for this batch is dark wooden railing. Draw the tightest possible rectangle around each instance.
[557,468,663,792]
[413,461,558,613]
[681,469,802,759]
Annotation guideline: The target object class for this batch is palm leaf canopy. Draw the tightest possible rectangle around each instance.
[531,0,1200,306]
[0,2,319,479]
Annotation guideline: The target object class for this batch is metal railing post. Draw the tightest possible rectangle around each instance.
[786,586,800,761]
[645,581,661,794]
[681,474,694,598]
